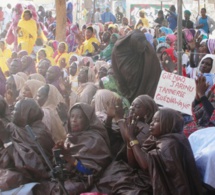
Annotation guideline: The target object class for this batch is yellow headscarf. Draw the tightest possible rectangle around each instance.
[37,47,55,65]
[54,42,70,67]
[17,9,37,54]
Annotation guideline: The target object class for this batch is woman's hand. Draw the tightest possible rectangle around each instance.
[106,97,124,120]
[5,90,16,106]
[188,39,196,51]
[59,58,67,69]
[53,141,76,166]
[195,75,209,98]
[119,114,139,143]
[92,42,99,52]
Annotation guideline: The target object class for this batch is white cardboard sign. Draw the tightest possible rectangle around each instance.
[154,71,196,115]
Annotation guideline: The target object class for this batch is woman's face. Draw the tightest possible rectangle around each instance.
[161,52,168,62]
[85,29,93,40]
[199,42,208,53]
[139,12,144,18]
[24,12,31,20]
[129,98,147,119]
[166,37,171,46]
[22,85,33,98]
[199,58,213,73]
[98,67,107,80]
[38,61,50,77]
[6,76,16,91]
[157,47,166,59]
[78,69,88,83]
[21,56,28,69]
[149,111,161,137]
[38,50,46,60]
[58,43,66,53]
[46,67,57,82]
[36,87,48,107]
[102,32,111,43]
[69,63,77,76]
[69,108,88,132]
[69,56,77,65]
[10,60,21,74]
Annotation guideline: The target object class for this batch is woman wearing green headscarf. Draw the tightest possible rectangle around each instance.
[100,33,120,61]
[182,10,194,29]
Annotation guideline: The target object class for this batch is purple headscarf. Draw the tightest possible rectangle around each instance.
[66,24,79,52]
[144,32,153,46]
[183,29,194,43]
[207,39,215,54]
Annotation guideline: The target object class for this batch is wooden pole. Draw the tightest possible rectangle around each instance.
[198,0,200,14]
[177,0,182,75]
[55,0,67,42]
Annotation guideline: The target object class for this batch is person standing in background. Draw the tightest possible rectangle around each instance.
[94,8,102,23]
[66,0,73,23]
[135,9,149,29]
[101,8,116,24]
[37,6,46,23]
[0,7,4,33]
[166,5,177,31]
[3,4,12,31]
[196,8,215,35]
[154,10,168,27]
[115,7,123,24]
[182,10,194,29]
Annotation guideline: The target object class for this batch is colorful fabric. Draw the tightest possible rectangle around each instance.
[66,24,79,52]
[166,34,177,46]
[207,39,215,54]
[0,47,12,73]
[17,10,37,54]
[80,37,100,56]
[100,33,119,61]
[54,42,69,67]
[144,32,153,46]
[163,48,177,63]
[159,27,173,35]
[156,43,170,52]
[184,10,191,16]
[157,36,166,43]
[183,29,194,43]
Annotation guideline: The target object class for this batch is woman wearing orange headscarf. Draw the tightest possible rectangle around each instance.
[17,10,37,54]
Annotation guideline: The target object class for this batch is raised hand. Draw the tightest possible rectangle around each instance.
[195,75,209,98]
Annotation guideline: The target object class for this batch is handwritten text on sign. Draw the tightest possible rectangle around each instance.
[154,71,196,115]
